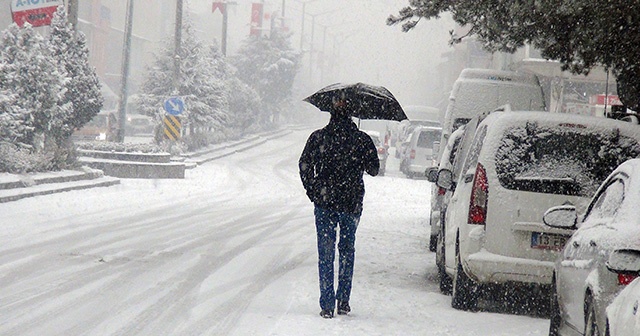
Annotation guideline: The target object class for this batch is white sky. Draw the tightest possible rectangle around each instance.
[188,0,455,107]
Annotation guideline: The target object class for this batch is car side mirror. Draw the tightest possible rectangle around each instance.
[425,167,438,182]
[606,249,640,274]
[542,205,577,229]
[436,169,455,190]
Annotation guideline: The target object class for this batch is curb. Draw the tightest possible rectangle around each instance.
[0,175,120,204]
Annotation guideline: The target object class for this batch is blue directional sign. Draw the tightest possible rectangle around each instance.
[164,97,184,116]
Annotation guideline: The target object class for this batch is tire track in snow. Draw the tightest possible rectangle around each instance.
[0,204,304,335]
[104,206,306,335]
[178,249,314,336]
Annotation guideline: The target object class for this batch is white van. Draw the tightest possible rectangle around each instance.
[399,126,442,178]
[438,68,546,162]
[436,111,640,311]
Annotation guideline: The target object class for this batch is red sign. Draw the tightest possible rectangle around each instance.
[589,94,622,106]
[11,0,63,27]
[250,3,264,36]
[212,1,225,15]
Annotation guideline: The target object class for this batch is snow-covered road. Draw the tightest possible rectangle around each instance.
[0,129,550,335]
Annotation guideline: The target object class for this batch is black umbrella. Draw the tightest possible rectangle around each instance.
[303,82,408,121]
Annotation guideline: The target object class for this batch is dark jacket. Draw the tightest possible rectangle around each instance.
[299,116,379,215]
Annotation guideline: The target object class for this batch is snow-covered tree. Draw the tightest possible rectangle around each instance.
[205,42,262,133]
[48,5,103,144]
[388,0,640,110]
[137,20,228,145]
[0,22,70,151]
[231,31,300,125]
[225,74,262,132]
[0,89,31,146]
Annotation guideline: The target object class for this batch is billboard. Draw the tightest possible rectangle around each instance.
[11,0,63,27]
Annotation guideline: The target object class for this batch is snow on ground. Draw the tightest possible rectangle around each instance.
[0,129,549,335]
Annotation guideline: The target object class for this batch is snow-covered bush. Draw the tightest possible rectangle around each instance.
[0,141,71,173]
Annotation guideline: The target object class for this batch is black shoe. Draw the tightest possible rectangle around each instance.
[319,309,334,319]
[337,301,350,315]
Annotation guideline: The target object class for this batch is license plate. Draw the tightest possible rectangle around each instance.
[531,232,569,250]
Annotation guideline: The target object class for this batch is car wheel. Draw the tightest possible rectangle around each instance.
[451,245,479,311]
[584,294,600,336]
[548,276,562,336]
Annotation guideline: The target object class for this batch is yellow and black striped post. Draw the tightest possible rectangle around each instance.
[163,115,181,140]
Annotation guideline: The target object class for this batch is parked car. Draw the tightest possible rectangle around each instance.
[432,107,503,294]
[395,119,441,158]
[437,68,546,163]
[72,110,117,141]
[426,125,465,253]
[400,126,441,178]
[605,250,640,336]
[436,111,640,312]
[364,130,388,176]
[125,114,154,136]
[544,159,640,336]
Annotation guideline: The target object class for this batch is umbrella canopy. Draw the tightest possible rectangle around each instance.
[303,82,408,121]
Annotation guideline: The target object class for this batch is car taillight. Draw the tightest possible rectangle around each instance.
[410,149,416,159]
[438,187,446,196]
[468,162,488,225]
[618,273,638,286]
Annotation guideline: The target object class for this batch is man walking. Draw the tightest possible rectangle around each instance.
[299,96,379,319]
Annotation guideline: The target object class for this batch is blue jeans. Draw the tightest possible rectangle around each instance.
[314,206,359,311]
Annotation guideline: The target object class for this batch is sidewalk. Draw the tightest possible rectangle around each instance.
[0,167,120,204]
[0,128,293,204]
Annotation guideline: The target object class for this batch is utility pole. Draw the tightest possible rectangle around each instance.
[67,0,78,29]
[214,1,237,56]
[221,2,228,55]
[116,0,134,143]
[174,0,183,91]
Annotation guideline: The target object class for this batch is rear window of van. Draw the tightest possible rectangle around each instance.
[495,123,640,197]
[417,129,442,148]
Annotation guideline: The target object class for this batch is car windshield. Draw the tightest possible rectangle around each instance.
[417,129,441,148]
[87,115,108,128]
[495,123,640,197]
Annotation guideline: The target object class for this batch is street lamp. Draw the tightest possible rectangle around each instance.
[305,8,342,82]
[295,0,322,50]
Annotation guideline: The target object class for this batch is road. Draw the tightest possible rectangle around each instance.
[0,128,550,335]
